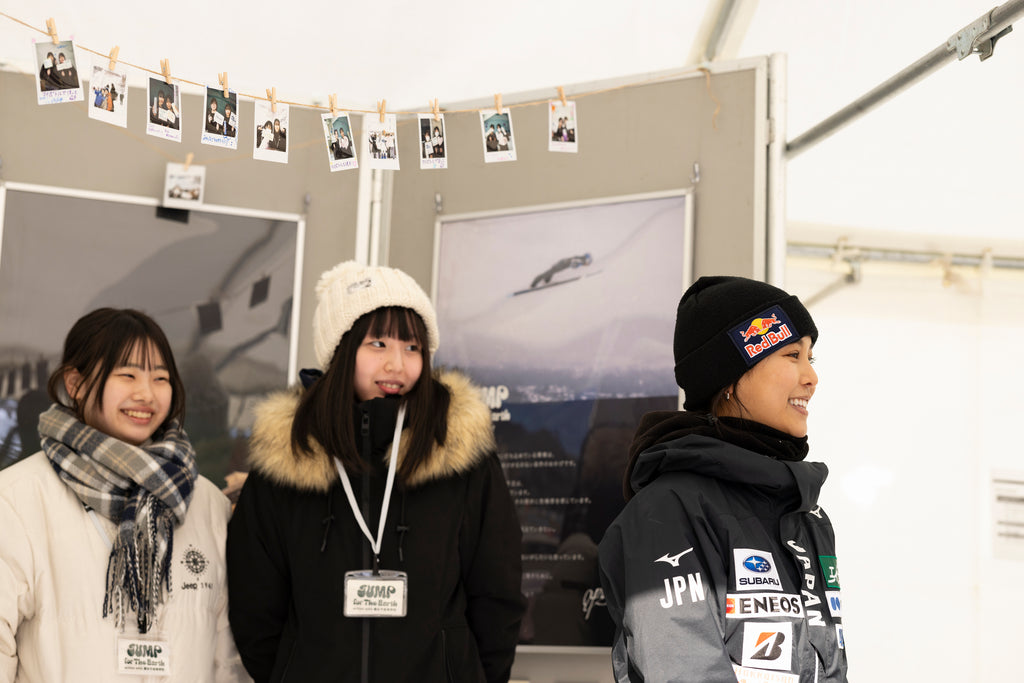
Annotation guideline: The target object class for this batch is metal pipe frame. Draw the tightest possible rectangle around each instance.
[786,0,1024,159]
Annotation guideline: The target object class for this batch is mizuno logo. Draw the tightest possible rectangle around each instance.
[655,548,693,567]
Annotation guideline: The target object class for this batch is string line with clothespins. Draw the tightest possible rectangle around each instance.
[0,11,721,124]
[0,10,725,170]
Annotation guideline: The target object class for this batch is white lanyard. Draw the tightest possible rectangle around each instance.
[333,405,405,565]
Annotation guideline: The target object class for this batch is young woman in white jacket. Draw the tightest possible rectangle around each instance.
[0,308,249,682]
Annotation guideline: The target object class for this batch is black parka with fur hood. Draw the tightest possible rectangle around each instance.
[226,370,525,683]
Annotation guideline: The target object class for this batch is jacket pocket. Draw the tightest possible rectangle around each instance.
[272,626,298,682]
[441,625,487,683]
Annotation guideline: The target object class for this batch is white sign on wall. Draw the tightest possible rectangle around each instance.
[993,470,1024,561]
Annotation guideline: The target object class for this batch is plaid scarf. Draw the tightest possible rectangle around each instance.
[39,403,197,633]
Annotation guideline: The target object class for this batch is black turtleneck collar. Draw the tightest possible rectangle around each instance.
[353,395,402,462]
[622,410,810,501]
[299,368,404,463]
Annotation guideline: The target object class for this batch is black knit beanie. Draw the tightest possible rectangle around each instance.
[674,276,818,410]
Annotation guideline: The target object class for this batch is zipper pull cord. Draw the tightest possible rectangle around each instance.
[396,492,409,563]
[320,493,334,553]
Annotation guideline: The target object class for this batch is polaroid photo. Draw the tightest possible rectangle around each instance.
[253,100,290,164]
[87,61,128,128]
[163,162,206,209]
[322,112,358,172]
[147,78,182,143]
[34,40,83,105]
[201,86,239,150]
[418,114,447,170]
[364,113,400,171]
[548,101,578,153]
[480,109,516,163]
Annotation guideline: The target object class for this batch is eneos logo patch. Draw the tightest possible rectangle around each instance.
[728,305,799,367]
[726,592,804,619]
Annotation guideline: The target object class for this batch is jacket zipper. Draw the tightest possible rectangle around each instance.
[360,408,371,683]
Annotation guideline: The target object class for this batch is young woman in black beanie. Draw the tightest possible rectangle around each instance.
[598,276,848,682]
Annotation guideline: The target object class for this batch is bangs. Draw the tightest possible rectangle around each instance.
[113,334,166,370]
[364,307,426,346]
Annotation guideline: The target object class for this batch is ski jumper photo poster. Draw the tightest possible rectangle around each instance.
[432,191,693,647]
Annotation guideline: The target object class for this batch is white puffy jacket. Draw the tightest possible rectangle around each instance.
[0,452,250,682]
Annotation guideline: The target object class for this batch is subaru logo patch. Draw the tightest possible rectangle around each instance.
[743,556,771,573]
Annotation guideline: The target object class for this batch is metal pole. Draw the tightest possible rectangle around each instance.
[786,0,1024,159]
[766,53,788,288]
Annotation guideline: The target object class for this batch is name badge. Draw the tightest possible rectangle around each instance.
[117,635,171,676]
[344,570,408,618]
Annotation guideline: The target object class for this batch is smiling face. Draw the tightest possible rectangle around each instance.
[353,332,423,402]
[66,341,172,446]
[721,335,817,437]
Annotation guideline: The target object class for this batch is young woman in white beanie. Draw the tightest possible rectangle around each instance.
[598,276,848,682]
[226,261,525,683]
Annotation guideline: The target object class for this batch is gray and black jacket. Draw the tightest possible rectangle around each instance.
[598,412,848,682]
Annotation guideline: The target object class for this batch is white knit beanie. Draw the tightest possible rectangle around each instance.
[312,260,440,369]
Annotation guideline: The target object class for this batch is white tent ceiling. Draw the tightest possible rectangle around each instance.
[1,0,1021,243]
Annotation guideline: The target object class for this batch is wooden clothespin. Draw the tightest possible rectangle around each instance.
[377,99,386,124]
[328,94,339,118]
[494,93,503,116]
[160,59,172,84]
[183,153,194,171]
[557,86,567,107]
[430,98,441,122]
[266,87,277,113]
[219,72,229,99]
[107,46,120,71]
[46,18,59,44]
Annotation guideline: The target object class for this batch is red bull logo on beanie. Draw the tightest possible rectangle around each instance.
[729,305,799,367]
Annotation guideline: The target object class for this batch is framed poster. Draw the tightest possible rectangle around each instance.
[0,183,303,487]
[433,190,693,647]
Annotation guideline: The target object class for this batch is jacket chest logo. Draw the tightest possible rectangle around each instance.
[733,548,783,591]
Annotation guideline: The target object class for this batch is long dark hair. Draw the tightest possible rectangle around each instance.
[47,308,186,430]
[291,306,450,482]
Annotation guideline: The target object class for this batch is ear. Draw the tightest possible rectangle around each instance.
[63,368,85,400]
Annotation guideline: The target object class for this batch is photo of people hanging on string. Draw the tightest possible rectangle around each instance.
[34,40,82,104]
[418,113,447,170]
[146,77,182,142]
[480,108,516,163]
[201,86,239,150]
[321,112,358,171]
[253,100,290,164]
[87,63,128,128]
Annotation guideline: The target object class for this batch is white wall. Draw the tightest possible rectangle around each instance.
[786,256,1024,681]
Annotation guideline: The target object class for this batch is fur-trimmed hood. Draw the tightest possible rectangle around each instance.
[246,369,496,492]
